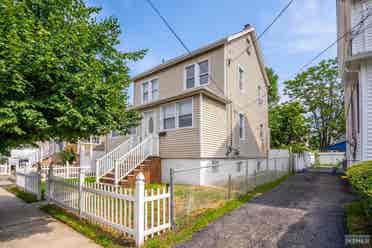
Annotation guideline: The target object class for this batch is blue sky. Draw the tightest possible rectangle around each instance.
[87,0,337,102]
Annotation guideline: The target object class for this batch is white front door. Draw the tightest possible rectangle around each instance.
[142,111,156,139]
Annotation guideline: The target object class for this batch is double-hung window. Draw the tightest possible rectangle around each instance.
[178,99,193,128]
[199,60,209,85]
[238,66,244,91]
[151,78,159,100]
[239,113,245,140]
[141,78,159,103]
[142,82,149,103]
[161,98,193,130]
[163,104,176,130]
[185,65,195,89]
[257,85,263,104]
[185,59,209,89]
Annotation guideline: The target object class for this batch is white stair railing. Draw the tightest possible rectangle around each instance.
[114,135,159,184]
[96,136,139,182]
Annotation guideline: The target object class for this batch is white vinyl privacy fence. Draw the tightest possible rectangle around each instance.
[47,171,170,247]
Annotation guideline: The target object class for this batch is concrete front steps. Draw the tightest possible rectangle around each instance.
[99,157,161,187]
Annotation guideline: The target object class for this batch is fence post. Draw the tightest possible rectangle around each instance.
[274,158,277,179]
[79,169,85,218]
[245,161,249,193]
[169,168,175,229]
[114,160,119,185]
[47,165,53,204]
[227,174,232,199]
[135,172,145,247]
[254,164,257,187]
[95,160,99,183]
[66,161,70,178]
[36,165,42,201]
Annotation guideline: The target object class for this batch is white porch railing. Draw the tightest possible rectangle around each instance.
[96,136,139,183]
[115,135,159,185]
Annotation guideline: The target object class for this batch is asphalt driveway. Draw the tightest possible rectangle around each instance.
[177,172,357,248]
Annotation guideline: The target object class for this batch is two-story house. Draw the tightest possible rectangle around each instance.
[94,25,269,186]
[337,0,372,165]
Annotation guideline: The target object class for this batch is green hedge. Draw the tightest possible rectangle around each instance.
[346,161,372,217]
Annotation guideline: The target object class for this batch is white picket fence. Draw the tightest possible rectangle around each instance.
[39,165,95,179]
[16,170,42,200]
[47,171,170,247]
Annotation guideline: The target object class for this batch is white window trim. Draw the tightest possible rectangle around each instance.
[183,58,210,90]
[257,85,264,104]
[238,64,245,93]
[160,97,194,131]
[239,113,246,141]
[141,77,159,104]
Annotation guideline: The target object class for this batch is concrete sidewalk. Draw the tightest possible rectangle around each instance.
[0,180,100,248]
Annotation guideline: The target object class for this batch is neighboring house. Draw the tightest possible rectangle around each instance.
[94,24,270,186]
[337,0,372,165]
[9,141,63,168]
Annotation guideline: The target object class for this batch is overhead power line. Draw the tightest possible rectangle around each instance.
[145,0,190,53]
[145,0,294,98]
[286,12,372,81]
[256,0,295,41]
[144,0,226,96]
[231,0,295,63]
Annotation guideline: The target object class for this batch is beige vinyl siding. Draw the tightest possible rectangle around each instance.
[226,33,269,157]
[133,46,225,106]
[201,95,227,158]
[159,95,201,158]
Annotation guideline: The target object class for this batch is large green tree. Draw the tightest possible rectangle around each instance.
[0,0,144,154]
[269,102,309,152]
[284,59,345,150]
[266,67,280,108]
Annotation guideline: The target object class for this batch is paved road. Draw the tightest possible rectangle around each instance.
[178,173,357,248]
[0,178,100,248]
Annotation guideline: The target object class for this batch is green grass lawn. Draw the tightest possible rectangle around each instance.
[39,174,290,248]
[4,185,39,203]
[41,204,135,248]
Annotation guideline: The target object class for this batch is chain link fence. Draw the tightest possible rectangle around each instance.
[169,157,290,229]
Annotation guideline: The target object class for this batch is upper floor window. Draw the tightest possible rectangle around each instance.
[238,65,244,91]
[185,65,195,89]
[141,78,159,104]
[260,124,264,142]
[151,78,159,100]
[239,113,245,140]
[142,82,149,103]
[199,60,209,85]
[185,59,209,89]
[161,98,193,130]
[257,85,263,104]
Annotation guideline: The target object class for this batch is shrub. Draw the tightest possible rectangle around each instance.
[346,161,372,217]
